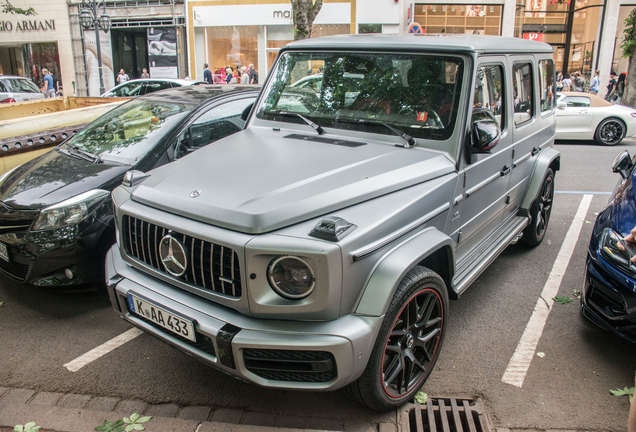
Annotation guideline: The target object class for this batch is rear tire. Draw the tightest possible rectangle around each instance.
[344,266,448,411]
[594,118,626,146]
[521,168,554,247]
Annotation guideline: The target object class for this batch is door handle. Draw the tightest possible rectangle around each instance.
[500,166,511,176]
[579,110,588,114]
[531,147,541,156]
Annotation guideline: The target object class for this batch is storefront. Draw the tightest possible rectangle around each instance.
[0,0,75,95]
[186,0,401,81]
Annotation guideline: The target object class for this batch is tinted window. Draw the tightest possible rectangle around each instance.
[6,78,41,93]
[538,60,555,112]
[513,63,534,126]
[112,81,144,97]
[564,96,591,107]
[473,65,504,129]
[145,81,173,94]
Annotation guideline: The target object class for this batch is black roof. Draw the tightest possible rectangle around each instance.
[140,84,261,105]
[284,34,554,54]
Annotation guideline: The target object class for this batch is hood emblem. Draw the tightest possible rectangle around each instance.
[160,234,188,277]
[190,190,201,198]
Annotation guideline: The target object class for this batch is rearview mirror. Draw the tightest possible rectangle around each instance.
[612,150,634,179]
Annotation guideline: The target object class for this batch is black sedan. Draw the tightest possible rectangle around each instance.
[582,150,636,342]
[0,85,258,287]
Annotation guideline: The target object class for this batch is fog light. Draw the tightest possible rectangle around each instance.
[64,268,75,280]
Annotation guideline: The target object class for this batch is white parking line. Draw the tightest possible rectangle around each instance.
[501,194,593,388]
[63,328,143,372]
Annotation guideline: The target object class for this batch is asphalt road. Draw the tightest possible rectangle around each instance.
[1,138,636,431]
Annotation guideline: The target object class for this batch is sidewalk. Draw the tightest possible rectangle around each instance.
[0,387,395,432]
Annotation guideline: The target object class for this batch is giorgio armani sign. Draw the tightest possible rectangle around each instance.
[0,19,55,32]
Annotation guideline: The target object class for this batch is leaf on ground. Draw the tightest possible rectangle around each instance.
[537,352,545,358]
[573,289,581,299]
[414,391,428,404]
[611,386,635,403]
[553,295,572,304]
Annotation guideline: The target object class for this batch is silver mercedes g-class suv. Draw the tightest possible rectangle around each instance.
[105,34,559,411]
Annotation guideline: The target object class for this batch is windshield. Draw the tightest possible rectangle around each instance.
[256,52,464,143]
[63,98,194,165]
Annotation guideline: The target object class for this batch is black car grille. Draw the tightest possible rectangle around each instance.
[243,349,337,383]
[0,256,30,281]
[122,215,242,298]
[0,202,38,234]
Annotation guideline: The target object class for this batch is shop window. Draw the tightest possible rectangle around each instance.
[204,26,258,79]
[359,24,382,34]
[539,59,555,112]
[473,65,504,129]
[513,63,534,126]
[413,4,502,35]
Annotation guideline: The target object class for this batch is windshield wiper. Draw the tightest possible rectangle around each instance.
[276,111,324,135]
[335,117,416,148]
[66,144,100,163]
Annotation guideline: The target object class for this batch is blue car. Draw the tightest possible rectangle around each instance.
[582,150,636,342]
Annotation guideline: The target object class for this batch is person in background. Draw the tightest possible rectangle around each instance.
[203,63,213,84]
[225,67,237,84]
[556,70,563,91]
[42,68,55,98]
[589,70,600,95]
[241,66,249,84]
[572,71,585,92]
[141,68,150,79]
[562,73,572,91]
[606,71,617,101]
[615,72,627,104]
[249,64,258,84]
[117,69,130,84]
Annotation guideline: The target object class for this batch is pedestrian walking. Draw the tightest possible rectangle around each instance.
[605,71,617,101]
[141,68,150,78]
[572,71,585,92]
[556,70,564,91]
[562,73,572,91]
[203,63,213,84]
[241,66,249,84]
[589,70,600,95]
[614,72,627,104]
[42,68,55,98]
[249,64,258,84]
[116,69,130,84]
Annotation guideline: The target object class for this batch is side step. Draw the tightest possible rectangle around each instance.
[453,215,529,296]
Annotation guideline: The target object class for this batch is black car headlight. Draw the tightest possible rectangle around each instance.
[598,228,636,277]
[267,256,316,299]
[32,189,110,231]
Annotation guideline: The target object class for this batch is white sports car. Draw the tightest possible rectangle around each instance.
[556,92,636,145]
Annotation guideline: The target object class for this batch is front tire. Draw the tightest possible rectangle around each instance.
[595,118,626,146]
[345,266,448,411]
[521,168,554,247]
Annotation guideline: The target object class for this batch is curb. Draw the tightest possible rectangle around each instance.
[0,388,395,432]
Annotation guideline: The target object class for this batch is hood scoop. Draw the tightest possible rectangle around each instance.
[284,134,367,147]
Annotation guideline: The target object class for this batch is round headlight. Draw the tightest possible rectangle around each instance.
[267,256,316,299]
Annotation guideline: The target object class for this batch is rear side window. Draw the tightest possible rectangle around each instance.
[538,60,555,112]
[513,63,534,126]
[7,78,40,93]
[565,96,591,107]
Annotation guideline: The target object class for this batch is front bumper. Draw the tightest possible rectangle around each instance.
[106,246,382,390]
[582,255,636,343]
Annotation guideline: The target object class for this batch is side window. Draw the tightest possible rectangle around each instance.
[472,65,505,129]
[174,98,254,159]
[145,81,173,94]
[564,96,591,107]
[513,63,534,126]
[538,59,555,112]
[112,82,144,97]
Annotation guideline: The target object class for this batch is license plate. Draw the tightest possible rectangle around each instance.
[0,242,9,262]
[128,293,196,342]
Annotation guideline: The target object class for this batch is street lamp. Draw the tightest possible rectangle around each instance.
[78,0,111,95]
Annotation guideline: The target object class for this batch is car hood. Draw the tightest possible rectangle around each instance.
[0,150,130,210]
[130,127,456,234]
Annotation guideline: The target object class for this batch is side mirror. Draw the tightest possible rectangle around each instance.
[241,103,254,121]
[612,150,634,179]
[556,101,567,109]
[471,119,501,152]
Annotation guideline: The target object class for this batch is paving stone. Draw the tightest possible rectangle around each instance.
[86,396,120,411]
[145,403,180,418]
[59,393,92,409]
[29,392,64,406]
[274,415,308,429]
[178,405,212,421]
[378,423,397,432]
[116,399,149,415]
[343,419,377,432]
[1,389,35,404]
[241,411,277,427]
[306,417,345,431]
[211,407,243,424]
[0,388,8,399]
[197,423,279,432]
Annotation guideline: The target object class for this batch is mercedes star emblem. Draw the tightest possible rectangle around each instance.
[190,190,201,198]
[159,234,188,277]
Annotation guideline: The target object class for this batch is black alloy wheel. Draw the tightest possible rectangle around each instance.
[521,168,554,247]
[595,118,626,146]
[344,266,448,411]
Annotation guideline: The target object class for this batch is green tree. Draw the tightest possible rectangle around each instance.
[2,1,36,16]
[621,8,636,107]
[291,0,323,41]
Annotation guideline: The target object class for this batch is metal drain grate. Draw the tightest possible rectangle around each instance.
[399,397,492,432]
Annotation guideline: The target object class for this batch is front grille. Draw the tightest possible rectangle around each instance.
[122,215,242,298]
[0,256,30,281]
[0,202,39,234]
[243,349,337,383]
[588,284,627,317]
